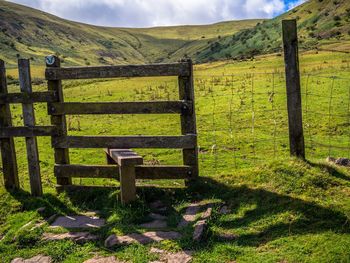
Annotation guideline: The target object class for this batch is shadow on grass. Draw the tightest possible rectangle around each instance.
[307,160,350,182]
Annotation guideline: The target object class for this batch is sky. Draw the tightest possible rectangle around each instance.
[7,0,307,27]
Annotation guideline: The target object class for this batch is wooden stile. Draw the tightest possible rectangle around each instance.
[46,56,71,186]
[0,60,19,189]
[282,20,305,159]
[0,126,58,138]
[0,91,57,104]
[18,59,43,196]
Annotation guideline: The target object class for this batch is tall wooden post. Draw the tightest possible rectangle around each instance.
[46,55,71,187]
[0,60,19,189]
[18,59,43,196]
[282,20,305,159]
[178,58,199,179]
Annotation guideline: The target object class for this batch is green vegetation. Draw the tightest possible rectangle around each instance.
[0,1,261,66]
[1,48,350,262]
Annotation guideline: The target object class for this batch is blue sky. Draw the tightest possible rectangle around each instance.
[8,0,306,27]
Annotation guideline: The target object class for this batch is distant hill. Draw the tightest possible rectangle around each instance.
[0,1,262,66]
[196,0,350,61]
[1,0,349,66]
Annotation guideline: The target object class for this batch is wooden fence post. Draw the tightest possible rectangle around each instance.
[282,19,305,159]
[18,59,42,196]
[0,60,19,189]
[178,58,199,179]
[46,55,71,186]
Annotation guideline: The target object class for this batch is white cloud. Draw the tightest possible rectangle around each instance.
[7,0,287,27]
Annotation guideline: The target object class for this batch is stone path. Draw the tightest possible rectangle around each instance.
[50,214,105,229]
[140,219,168,229]
[105,231,182,247]
[150,247,193,263]
[83,256,125,263]
[11,255,52,263]
[177,203,202,228]
[43,232,98,243]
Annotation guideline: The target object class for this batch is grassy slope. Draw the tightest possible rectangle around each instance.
[0,49,350,262]
[0,1,261,66]
[196,0,350,62]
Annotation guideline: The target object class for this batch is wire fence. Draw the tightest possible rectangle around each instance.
[1,71,350,188]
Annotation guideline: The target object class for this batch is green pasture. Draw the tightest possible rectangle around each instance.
[0,50,349,262]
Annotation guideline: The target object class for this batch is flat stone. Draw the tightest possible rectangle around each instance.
[201,207,213,219]
[218,233,237,241]
[105,231,181,247]
[178,203,201,228]
[43,232,98,243]
[11,255,52,263]
[219,205,231,215]
[149,213,167,220]
[193,220,207,242]
[150,200,167,212]
[150,247,193,263]
[83,256,125,263]
[50,215,105,229]
[140,220,167,229]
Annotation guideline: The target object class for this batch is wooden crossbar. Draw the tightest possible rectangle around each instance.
[52,135,197,149]
[0,91,57,104]
[45,62,190,80]
[48,101,192,115]
[0,126,58,137]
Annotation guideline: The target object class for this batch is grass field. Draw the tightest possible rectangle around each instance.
[0,50,350,262]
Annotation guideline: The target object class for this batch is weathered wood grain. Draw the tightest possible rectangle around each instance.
[178,59,199,179]
[18,59,42,196]
[0,126,58,137]
[135,165,192,179]
[107,149,144,166]
[55,164,119,178]
[282,20,305,158]
[0,59,19,189]
[48,101,192,115]
[45,62,190,80]
[52,135,197,149]
[0,91,57,104]
[46,55,71,186]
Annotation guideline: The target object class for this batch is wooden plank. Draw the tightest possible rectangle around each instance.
[45,62,191,80]
[0,59,19,189]
[55,164,119,178]
[135,165,191,179]
[178,59,199,179]
[0,91,57,104]
[48,101,192,115]
[52,135,197,149]
[282,20,305,159]
[108,149,143,166]
[119,165,137,204]
[46,55,71,186]
[0,126,58,137]
[18,59,42,196]
[56,185,118,193]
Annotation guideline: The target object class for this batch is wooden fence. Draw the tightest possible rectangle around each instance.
[0,56,198,195]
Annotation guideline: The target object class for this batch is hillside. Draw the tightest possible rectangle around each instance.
[0,1,262,66]
[197,0,350,61]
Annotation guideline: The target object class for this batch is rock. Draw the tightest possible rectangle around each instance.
[50,215,105,229]
[149,213,167,220]
[201,207,212,219]
[11,255,52,263]
[218,233,237,241]
[83,256,125,263]
[36,207,46,214]
[335,158,350,166]
[43,232,98,243]
[193,220,207,242]
[150,200,167,212]
[140,219,167,229]
[178,203,201,228]
[105,231,181,247]
[150,247,193,263]
[219,205,231,215]
[326,156,336,163]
